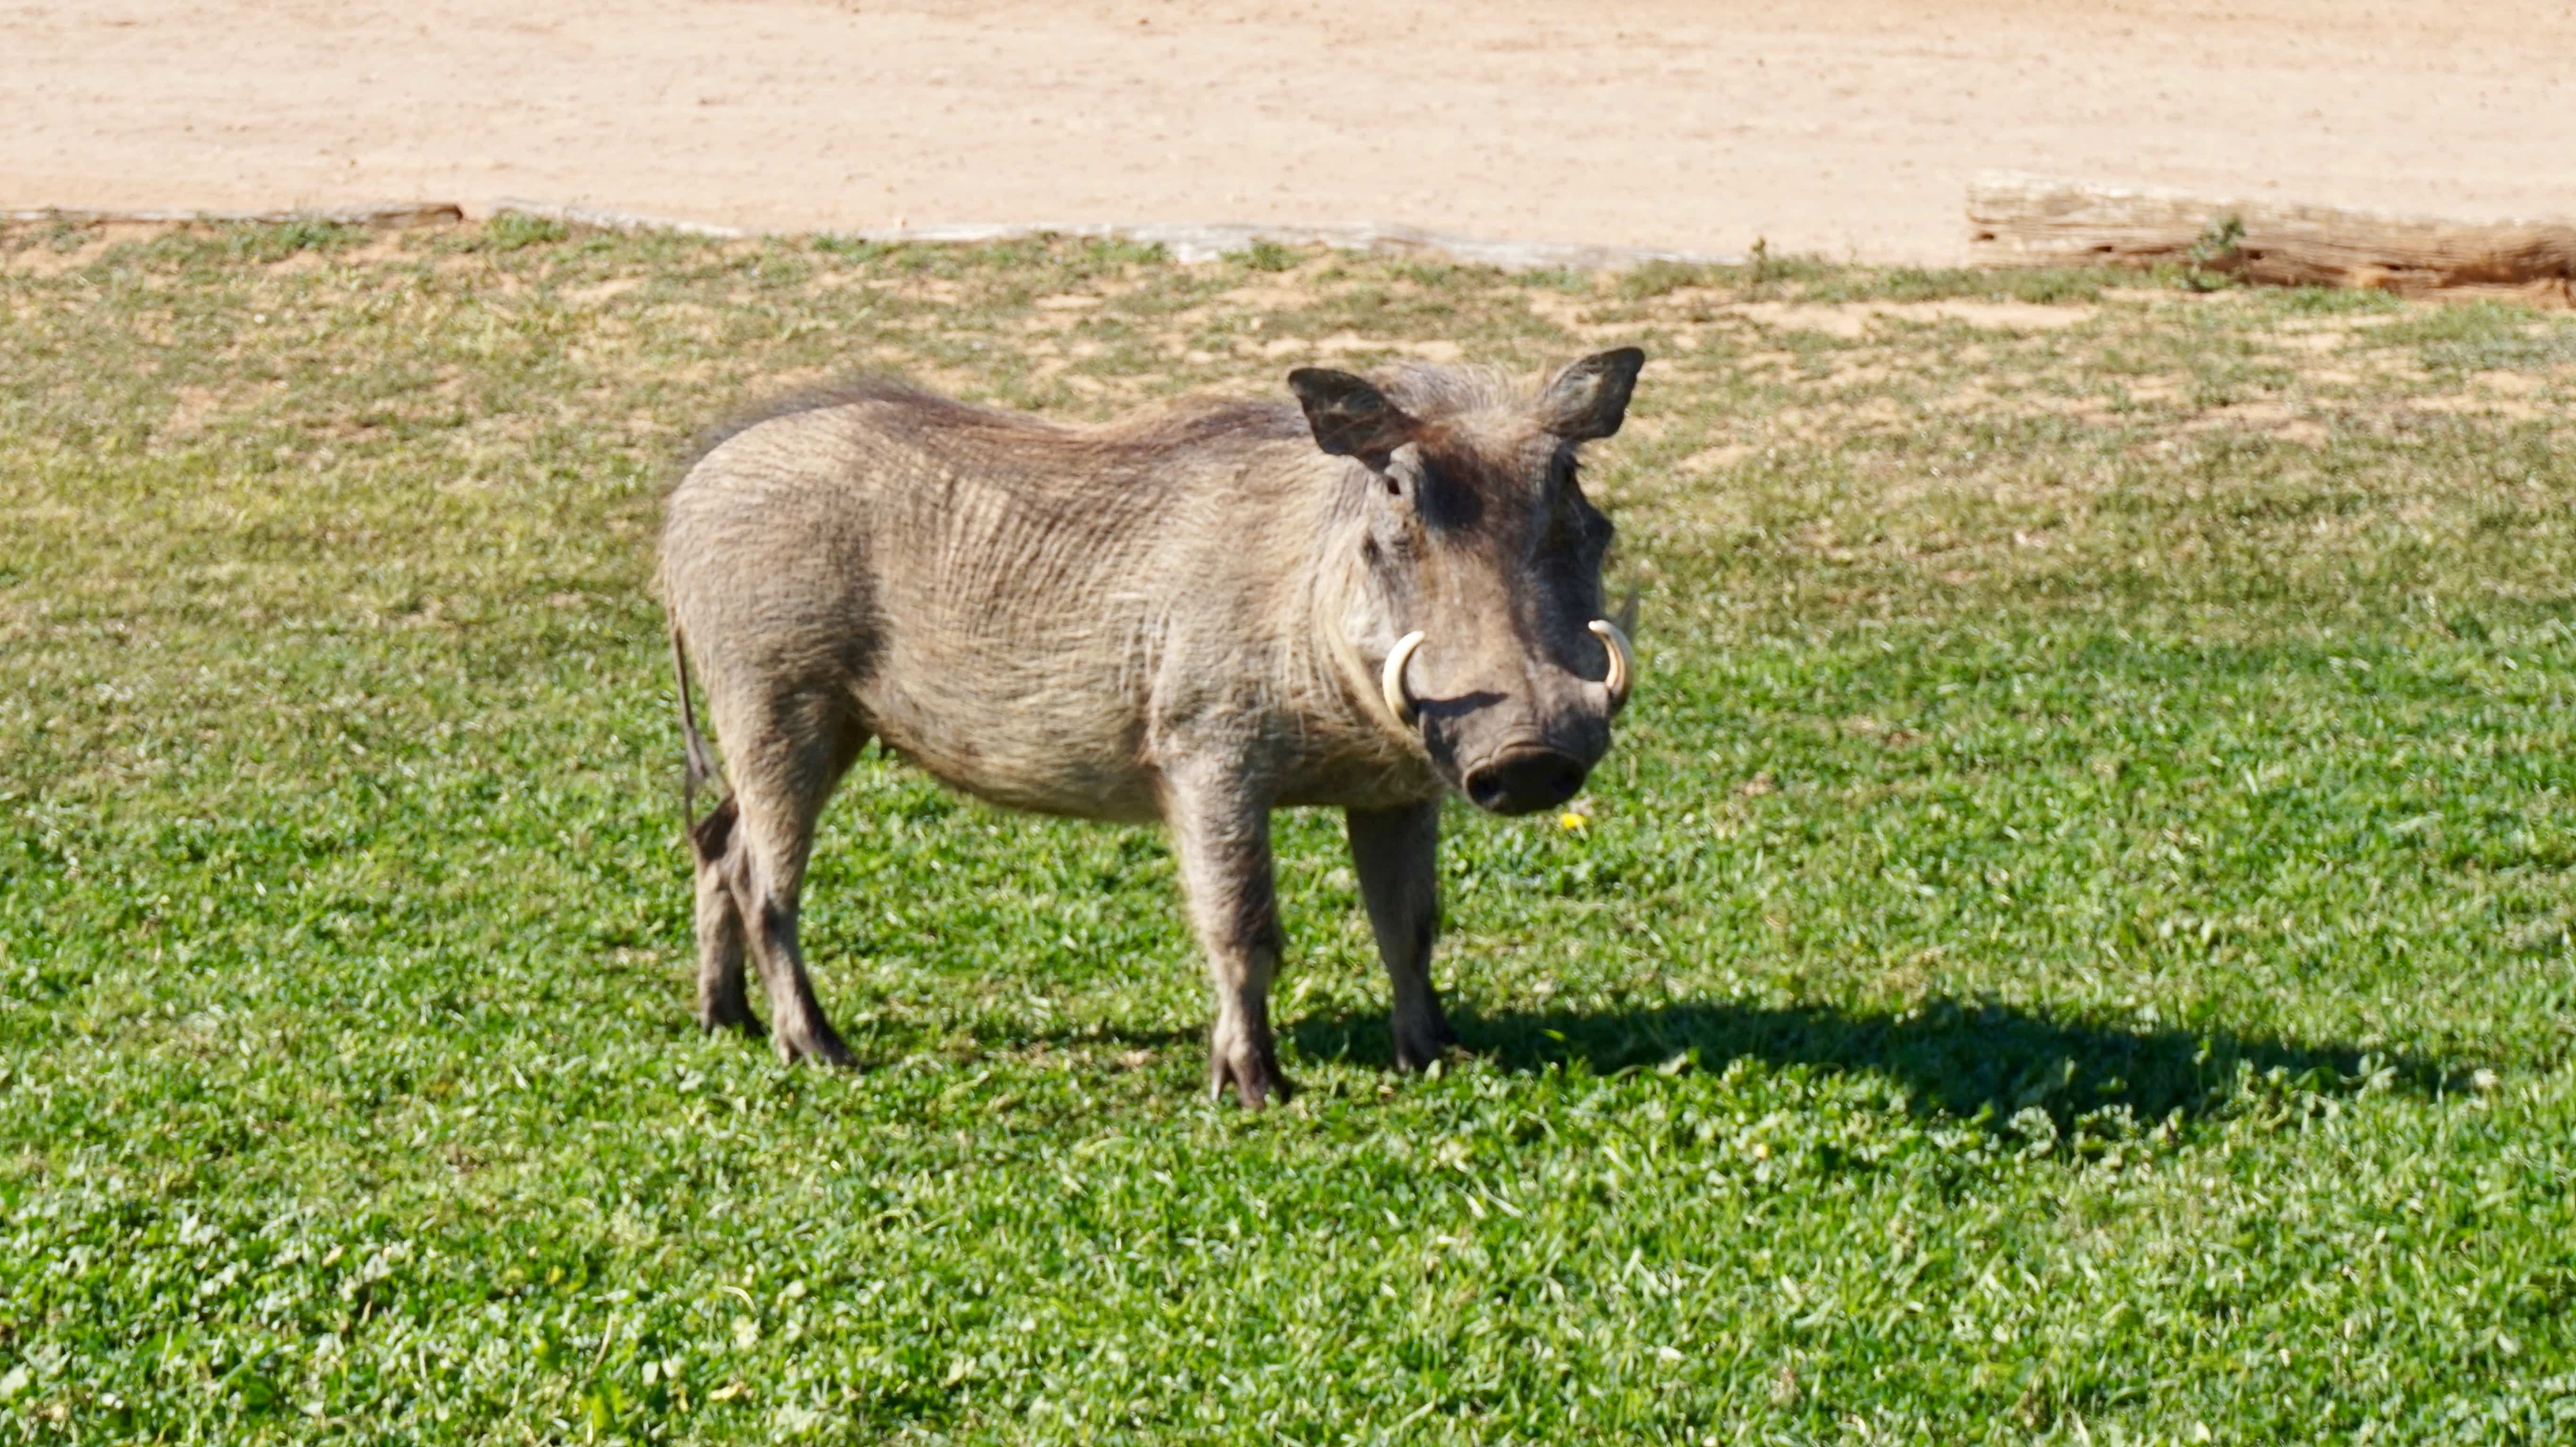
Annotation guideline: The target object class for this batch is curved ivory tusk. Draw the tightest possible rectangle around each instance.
[1589,619,1634,713]
[1381,630,1426,728]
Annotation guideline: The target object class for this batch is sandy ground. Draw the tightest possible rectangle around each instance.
[7,0,2573,264]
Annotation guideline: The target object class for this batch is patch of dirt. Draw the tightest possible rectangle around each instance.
[1726,300,2098,339]
[1214,281,1328,312]
[0,220,161,274]
[566,276,644,306]
[2407,391,2552,422]
[9,0,2576,265]
[161,385,228,437]
[2470,370,2557,398]
[2183,400,2331,447]
[1251,332,1462,362]
[1678,443,1754,475]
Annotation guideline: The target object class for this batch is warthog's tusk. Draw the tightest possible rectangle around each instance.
[1589,619,1634,714]
[1381,630,1426,728]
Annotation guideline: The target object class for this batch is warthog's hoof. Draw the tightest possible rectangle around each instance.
[1210,1038,1291,1110]
[774,1021,859,1069]
[697,1001,768,1039]
[1391,1013,1458,1074]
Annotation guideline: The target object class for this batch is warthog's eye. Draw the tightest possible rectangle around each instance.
[1381,455,1417,502]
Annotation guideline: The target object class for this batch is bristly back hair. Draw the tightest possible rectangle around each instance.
[675,378,1035,485]
[676,361,1538,493]
[679,376,1323,485]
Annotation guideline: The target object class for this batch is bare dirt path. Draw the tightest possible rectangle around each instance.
[8,0,2573,264]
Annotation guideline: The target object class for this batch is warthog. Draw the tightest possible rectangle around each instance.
[660,349,1644,1106]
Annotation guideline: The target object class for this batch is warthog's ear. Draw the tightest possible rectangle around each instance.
[1288,368,1415,463]
[1538,348,1646,441]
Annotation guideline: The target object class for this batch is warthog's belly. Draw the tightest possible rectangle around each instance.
[866,711,1444,822]
[861,661,1441,823]
[860,668,1166,824]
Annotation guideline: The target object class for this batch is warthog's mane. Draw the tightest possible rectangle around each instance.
[678,364,1536,486]
[1366,362,1532,424]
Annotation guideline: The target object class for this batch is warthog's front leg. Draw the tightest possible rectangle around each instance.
[1347,800,1454,1072]
[1165,775,1289,1108]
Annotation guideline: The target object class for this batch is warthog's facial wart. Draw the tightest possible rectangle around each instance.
[1292,347,1645,817]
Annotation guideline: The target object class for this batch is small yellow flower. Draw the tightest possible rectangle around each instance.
[1558,811,1589,832]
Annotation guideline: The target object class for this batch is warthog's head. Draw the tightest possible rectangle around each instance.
[1292,349,1644,815]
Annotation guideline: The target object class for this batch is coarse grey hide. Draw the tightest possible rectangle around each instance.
[658,349,1644,1107]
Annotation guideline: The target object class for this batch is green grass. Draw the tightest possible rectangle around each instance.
[2,221,2574,1444]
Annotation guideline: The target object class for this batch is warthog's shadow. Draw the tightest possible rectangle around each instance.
[1286,996,2453,1132]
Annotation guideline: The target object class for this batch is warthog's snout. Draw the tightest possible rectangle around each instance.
[1463,745,1590,815]
[1394,614,1634,817]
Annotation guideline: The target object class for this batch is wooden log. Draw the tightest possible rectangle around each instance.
[1967,171,2576,304]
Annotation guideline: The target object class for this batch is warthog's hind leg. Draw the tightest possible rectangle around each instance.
[1347,800,1454,1072]
[688,797,761,1037]
[1165,774,1290,1108]
[709,691,869,1068]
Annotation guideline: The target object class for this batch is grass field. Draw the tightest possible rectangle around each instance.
[2,219,2573,1444]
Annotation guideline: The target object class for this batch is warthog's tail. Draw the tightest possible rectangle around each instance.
[669,621,728,851]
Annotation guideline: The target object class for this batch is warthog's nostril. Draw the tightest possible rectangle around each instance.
[1463,749,1589,816]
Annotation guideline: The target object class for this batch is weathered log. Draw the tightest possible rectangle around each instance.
[1967,171,2576,304]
